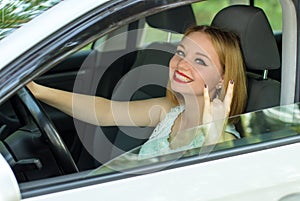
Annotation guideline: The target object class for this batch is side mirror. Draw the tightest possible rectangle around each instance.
[0,154,21,201]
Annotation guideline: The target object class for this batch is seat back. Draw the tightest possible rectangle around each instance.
[146,4,196,34]
[211,5,281,112]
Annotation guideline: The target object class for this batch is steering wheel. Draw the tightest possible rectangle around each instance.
[15,87,78,174]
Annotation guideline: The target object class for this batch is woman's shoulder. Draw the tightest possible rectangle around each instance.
[149,97,177,121]
[148,104,183,140]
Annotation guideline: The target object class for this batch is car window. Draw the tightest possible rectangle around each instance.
[137,21,183,47]
[255,0,282,32]
[95,0,281,52]
[192,0,281,32]
[192,0,248,25]
[93,24,129,52]
[91,103,300,176]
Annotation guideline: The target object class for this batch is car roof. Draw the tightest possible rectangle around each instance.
[0,0,109,70]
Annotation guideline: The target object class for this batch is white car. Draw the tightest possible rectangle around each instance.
[0,0,299,200]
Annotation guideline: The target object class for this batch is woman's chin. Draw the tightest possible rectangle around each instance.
[171,83,194,95]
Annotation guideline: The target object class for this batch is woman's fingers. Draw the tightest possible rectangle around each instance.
[203,80,234,124]
[202,81,234,145]
[203,84,212,124]
[203,84,211,107]
[223,80,234,115]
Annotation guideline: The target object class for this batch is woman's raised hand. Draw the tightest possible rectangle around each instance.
[202,80,234,144]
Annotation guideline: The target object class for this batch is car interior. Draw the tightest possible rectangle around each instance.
[0,1,284,183]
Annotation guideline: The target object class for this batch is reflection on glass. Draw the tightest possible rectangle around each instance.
[90,103,300,177]
[241,103,300,137]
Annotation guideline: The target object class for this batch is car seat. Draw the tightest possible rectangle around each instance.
[211,5,281,112]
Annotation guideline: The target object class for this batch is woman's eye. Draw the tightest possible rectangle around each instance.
[176,50,185,57]
[195,58,207,66]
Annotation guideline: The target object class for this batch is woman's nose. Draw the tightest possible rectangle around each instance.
[177,58,192,70]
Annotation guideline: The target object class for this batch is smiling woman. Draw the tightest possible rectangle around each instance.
[27,24,247,160]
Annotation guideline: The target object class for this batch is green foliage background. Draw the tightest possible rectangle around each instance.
[192,0,282,31]
[0,0,60,39]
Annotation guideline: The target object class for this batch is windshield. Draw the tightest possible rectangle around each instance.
[91,103,300,176]
[0,0,61,40]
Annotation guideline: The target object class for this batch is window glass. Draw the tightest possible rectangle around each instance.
[93,25,128,52]
[137,0,250,48]
[255,0,282,32]
[192,0,248,25]
[137,23,183,48]
[91,103,300,176]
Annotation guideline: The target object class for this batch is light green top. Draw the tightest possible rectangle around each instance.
[138,105,240,160]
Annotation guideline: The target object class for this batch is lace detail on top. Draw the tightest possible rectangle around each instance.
[138,105,205,160]
[149,105,185,140]
[138,105,240,160]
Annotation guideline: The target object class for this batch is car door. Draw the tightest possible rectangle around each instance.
[0,154,21,201]
[18,104,300,201]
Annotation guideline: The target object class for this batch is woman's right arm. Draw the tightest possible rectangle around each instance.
[27,82,170,127]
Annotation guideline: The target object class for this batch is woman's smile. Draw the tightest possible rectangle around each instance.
[173,70,194,83]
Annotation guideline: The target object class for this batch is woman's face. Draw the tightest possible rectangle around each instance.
[169,31,224,97]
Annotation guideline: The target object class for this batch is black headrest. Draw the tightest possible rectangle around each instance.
[146,5,196,34]
[212,5,280,70]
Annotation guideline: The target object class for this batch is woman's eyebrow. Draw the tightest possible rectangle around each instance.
[178,44,213,62]
[177,44,185,49]
[195,52,212,62]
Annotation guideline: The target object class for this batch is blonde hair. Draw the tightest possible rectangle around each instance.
[166,25,247,122]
